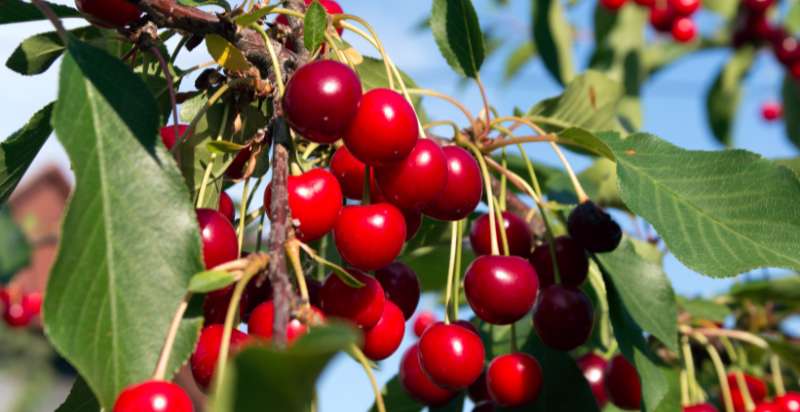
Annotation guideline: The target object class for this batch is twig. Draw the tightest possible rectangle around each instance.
[31,0,68,43]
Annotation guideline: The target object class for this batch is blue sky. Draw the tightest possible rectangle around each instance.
[1,1,797,411]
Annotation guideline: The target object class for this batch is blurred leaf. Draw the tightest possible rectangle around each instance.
[766,337,800,374]
[370,374,422,412]
[0,0,80,25]
[399,216,475,292]
[0,102,53,205]
[775,158,800,176]
[532,0,574,85]
[55,377,100,412]
[6,26,102,75]
[786,1,800,35]
[206,34,251,71]
[706,46,756,147]
[0,206,30,283]
[703,0,739,19]
[207,140,247,154]
[176,0,231,10]
[503,41,536,82]
[677,297,732,323]
[304,1,327,52]
[188,270,236,293]
[430,0,485,78]
[782,74,800,151]
[729,276,800,304]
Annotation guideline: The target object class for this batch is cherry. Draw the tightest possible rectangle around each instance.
[469,212,532,257]
[577,352,609,408]
[529,236,589,288]
[454,319,480,335]
[669,0,701,16]
[605,355,642,410]
[276,0,343,34]
[224,147,252,180]
[320,270,385,328]
[330,145,379,200]
[218,192,235,223]
[418,322,485,389]
[403,208,422,240]
[754,402,781,412]
[486,352,543,407]
[468,371,491,403]
[333,203,406,270]
[743,0,775,14]
[375,262,420,319]
[773,35,800,66]
[113,380,193,412]
[159,124,189,151]
[240,275,273,321]
[190,324,249,389]
[202,286,234,325]
[362,301,406,361]
[672,17,697,43]
[3,302,31,328]
[344,88,419,166]
[761,102,783,122]
[265,168,343,243]
[248,301,324,344]
[375,139,448,210]
[727,373,768,411]
[600,0,627,11]
[413,311,437,338]
[684,403,719,412]
[75,0,141,28]
[533,285,593,351]
[464,255,539,325]
[22,292,42,317]
[472,401,496,412]
[776,392,800,412]
[633,0,654,5]
[196,209,239,269]
[423,146,483,221]
[567,201,622,253]
[399,344,457,406]
[650,5,675,33]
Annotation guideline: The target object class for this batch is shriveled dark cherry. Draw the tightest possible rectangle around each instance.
[577,352,609,408]
[218,192,235,223]
[423,146,483,221]
[413,311,437,338]
[468,371,491,403]
[224,147,252,180]
[375,138,448,210]
[464,255,539,325]
[265,168,343,243]
[344,88,419,166]
[683,403,719,412]
[113,380,193,412]
[403,208,423,240]
[320,270,385,328]
[190,324,249,389]
[605,355,642,410]
[469,212,532,257]
[669,0,700,16]
[672,16,697,43]
[776,392,800,412]
[727,373,768,411]
[743,0,775,13]
[650,5,675,33]
[196,209,239,269]
[76,0,141,28]
[159,124,189,151]
[567,201,622,253]
[600,0,626,11]
[399,344,456,406]
[529,236,589,288]
[487,352,543,407]
[418,322,485,389]
[533,285,594,351]
[375,262,420,320]
[362,301,406,361]
[330,145,378,200]
[333,203,406,270]
[248,300,324,344]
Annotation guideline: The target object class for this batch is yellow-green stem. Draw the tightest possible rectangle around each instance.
[196,103,231,208]
[443,221,459,323]
[351,344,386,412]
[464,143,499,256]
[237,178,250,253]
[691,332,734,412]
[771,355,786,396]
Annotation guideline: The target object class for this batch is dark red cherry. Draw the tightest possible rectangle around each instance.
[375,139,448,210]
[344,88,419,166]
[190,324,249,389]
[633,0,654,5]
[113,380,193,412]
[468,371,491,403]
[743,0,775,14]
[773,35,800,66]
[333,203,406,270]
[672,17,697,43]
[330,145,379,200]
[418,322,485,389]
[577,352,609,408]
[600,0,627,11]
[320,270,385,328]
[196,209,239,269]
[399,344,457,406]
[414,311,437,338]
[202,286,234,325]
[567,201,622,253]
[533,285,593,351]
[683,403,719,412]
[75,0,141,28]
[265,168,343,243]
[218,192,235,223]
[727,373,768,411]
[469,212,532,257]
[776,392,800,412]
[375,262,420,320]
[248,301,324,344]
[669,0,700,16]
[529,236,589,288]
[754,402,781,412]
[159,124,189,150]
[464,255,539,325]
[362,301,406,361]
[423,146,483,221]
[239,275,273,321]
[487,352,543,407]
[276,0,343,34]
[605,355,642,410]
[650,5,675,33]
[224,147,252,180]
[403,208,422,240]
[761,102,783,122]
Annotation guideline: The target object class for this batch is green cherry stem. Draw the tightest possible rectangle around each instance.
[453,219,465,321]
[464,142,500,256]
[237,178,251,254]
[689,331,734,412]
[681,335,700,404]
[350,344,386,412]
[196,102,231,208]
[771,355,786,397]
[492,196,510,256]
[443,220,459,324]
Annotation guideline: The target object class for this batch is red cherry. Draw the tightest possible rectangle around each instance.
[600,0,627,11]
[113,380,193,412]
[3,302,31,328]
[533,285,593,351]
[375,139,448,210]
[196,209,239,269]
[468,371,491,403]
[159,124,189,150]
[202,286,234,325]
[754,402,782,412]
[633,0,654,6]
[684,403,719,412]
[22,292,42,317]
[362,301,406,360]
[418,322,485,389]
[464,255,539,325]
[403,208,423,240]
[320,270,385,328]
[239,275,273,321]
[333,203,406,270]
[265,168,343,242]
[75,0,141,28]
[672,17,697,43]
[330,145,379,200]
[248,301,324,344]
[605,355,642,410]
[218,192,235,223]
[773,35,800,66]
[399,344,457,406]
[669,0,701,16]
[224,147,252,180]
[776,392,800,412]
[650,5,675,32]
[413,311,437,337]
[423,146,483,221]
[344,88,419,166]
[743,0,775,14]
[469,212,532,257]
[486,352,543,407]
[375,262,420,320]
[727,373,768,411]
[577,352,609,408]
[529,236,589,288]
[190,324,249,389]
[454,319,480,335]
[761,102,783,122]
[276,0,343,34]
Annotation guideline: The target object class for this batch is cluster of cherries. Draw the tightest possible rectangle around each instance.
[0,288,42,329]
[600,0,701,43]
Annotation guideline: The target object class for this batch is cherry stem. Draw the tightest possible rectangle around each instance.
[771,355,786,397]
[152,293,190,380]
[295,241,364,287]
[474,74,492,138]
[681,335,700,405]
[510,323,519,352]
[464,143,499,256]
[492,196,510,256]
[689,331,734,412]
[548,141,589,203]
[480,135,559,152]
[255,209,267,252]
[350,344,386,412]
[734,371,756,412]
[285,240,310,307]
[172,82,231,157]
[483,156,542,205]
[253,24,285,97]
[681,325,768,349]
[443,221,459,324]
[453,219,464,321]
[499,149,508,211]
[237,178,251,254]
[196,102,231,208]
[407,88,478,135]
[362,166,372,205]
[336,15,394,90]
[680,370,689,408]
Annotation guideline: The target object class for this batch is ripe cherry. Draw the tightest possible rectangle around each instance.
[418,322,485,389]
[113,380,193,412]
[754,402,781,412]
[633,0,654,6]
[672,17,697,43]
[248,301,324,344]
[605,355,642,410]
[399,344,457,406]
[743,0,775,14]
[333,203,406,270]
[202,286,234,325]
[529,236,589,288]
[577,352,609,408]
[533,285,594,351]
[3,302,31,328]
[240,275,273,321]
[320,270,385,328]
[265,168,343,243]
[468,371,491,403]
[190,324,249,389]
[669,0,701,16]
[773,35,800,66]
[330,145,378,200]
[469,212,532,257]
[22,292,42,317]
[276,0,343,34]
[776,392,800,412]
[218,192,235,223]
[403,208,422,240]
[224,147,252,180]
[486,352,543,407]
[684,403,719,412]
[413,311,437,338]
[375,139,448,210]
[650,5,675,33]
[761,101,783,122]
[196,209,239,269]
[727,373,768,411]
[344,88,419,166]
[362,301,406,360]
[567,201,622,253]
[75,0,141,28]
[159,124,189,151]
[600,0,627,11]
[423,146,483,221]
[375,262,421,320]
[464,255,539,325]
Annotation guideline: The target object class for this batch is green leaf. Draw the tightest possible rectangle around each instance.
[729,276,800,305]
[601,132,800,277]
[503,41,537,82]
[0,206,31,283]
[785,1,800,35]
[706,46,756,147]
[766,337,800,374]
[234,4,277,26]
[781,74,800,151]
[304,1,328,52]
[775,158,800,176]
[399,217,476,292]
[45,40,203,408]
[6,26,101,75]
[370,375,422,412]
[677,297,731,323]
[176,0,231,11]
[0,0,80,25]
[532,0,574,85]
[430,0,485,78]
[0,102,53,205]
[702,0,739,19]
[188,270,237,293]
[56,377,100,412]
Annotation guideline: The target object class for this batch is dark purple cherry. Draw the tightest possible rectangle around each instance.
[567,201,622,253]
[469,212,532,257]
[533,285,594,351]
[375,262,421,320]
[529,236,589,288]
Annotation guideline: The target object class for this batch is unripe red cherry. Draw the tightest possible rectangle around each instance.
[413,311,437,337]
[464,255,539,325]
[265,168,343,243]
[196,209,239,269]
[375,262,420,319]
[248,301,324,344]
[567,201,622,253]
[113,380,193,412]
[761,102,783,122]
[650,5,675,33]
[362,301,406,360]
[672,17,697,43]
[605,355,641,410]
[225,147,252,180]
[727,373,768,410]
[684,403,719,412]
[333,203,406,270]
[75,0,141,28]
[754,402,781,412]
[399,344,457,406]
[159,124,189,150]
[577,352,609,408]
[469,212,532,257]
[533,285,593,351]
[330,145,379,200]
[743,0,775,14]
[529,236,589,288]
[320,270,385,328]
[423,146,483,221]
[486,352,543,407]
[776,392,800,412]
[600,0,627,11]
[418,322,485,389]
[468,371,491,403]
[190,324,249,389]
[669,0,700,16]
[218,192,235,223]
[375,139,448,210]
[344,88,419,166]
